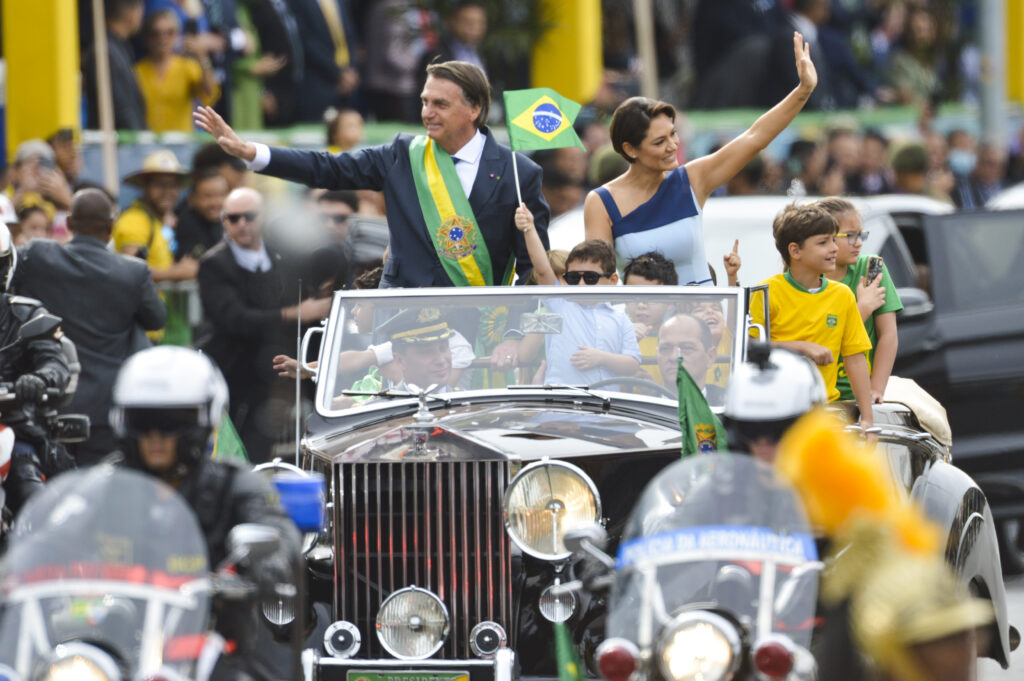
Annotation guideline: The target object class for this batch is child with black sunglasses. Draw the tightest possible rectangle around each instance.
[514,204,641,385]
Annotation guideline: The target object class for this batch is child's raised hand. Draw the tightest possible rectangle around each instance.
[857,275,886,315]
[723,239,741,282]
[514,203,535,233]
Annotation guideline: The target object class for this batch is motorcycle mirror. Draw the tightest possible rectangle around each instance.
[53,414,90,443]
[18,314,61,342]
[226,523,282,563]
[564,523,615,569]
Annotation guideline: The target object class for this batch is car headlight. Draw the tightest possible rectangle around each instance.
[503,460,601,562]
[657,612,741,681]
[35,643,121,681]
[376,586,450,659]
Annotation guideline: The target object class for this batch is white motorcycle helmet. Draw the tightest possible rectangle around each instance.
[721,343,827,451]
[0,221,18,293]
[110,346,228,471]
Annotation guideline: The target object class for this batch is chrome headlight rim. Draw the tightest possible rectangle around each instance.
[656,611,742,681]
[503,459,602,562]
[38,642,122,681]
[375,585,450,660]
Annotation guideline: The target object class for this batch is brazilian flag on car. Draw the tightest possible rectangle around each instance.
[677,359,727,457]
[503,88,585,151]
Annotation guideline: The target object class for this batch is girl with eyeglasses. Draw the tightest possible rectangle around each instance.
[819,197,903,403]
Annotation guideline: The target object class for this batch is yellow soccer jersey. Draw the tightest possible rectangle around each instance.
[112,202,174,272]
[751,272,872,402]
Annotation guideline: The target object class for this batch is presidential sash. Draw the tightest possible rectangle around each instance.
[409,135,513,286]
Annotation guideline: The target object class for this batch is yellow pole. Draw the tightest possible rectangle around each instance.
[531,0,602,105]
[3,0,80,162]
[1007,0,1024,104]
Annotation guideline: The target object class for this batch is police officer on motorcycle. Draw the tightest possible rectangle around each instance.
[109,345,301,681]
[720,342,827,463]
[0,224,71,512]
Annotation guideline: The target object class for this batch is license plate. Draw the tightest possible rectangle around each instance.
[347,672,470,681]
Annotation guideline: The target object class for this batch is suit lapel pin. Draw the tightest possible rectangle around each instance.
[489,173,495,179]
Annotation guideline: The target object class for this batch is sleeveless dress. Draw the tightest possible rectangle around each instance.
[595,166,713,286]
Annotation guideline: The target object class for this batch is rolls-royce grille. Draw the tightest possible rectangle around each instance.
[333,461,514,659]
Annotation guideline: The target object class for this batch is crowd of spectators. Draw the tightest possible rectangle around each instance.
[74,0,989,136]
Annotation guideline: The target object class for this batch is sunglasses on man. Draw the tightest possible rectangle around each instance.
[224,211,259,224]
[564,270,615,285]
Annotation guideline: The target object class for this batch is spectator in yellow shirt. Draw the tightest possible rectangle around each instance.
[135,9,219,133]
[114,150,199,283]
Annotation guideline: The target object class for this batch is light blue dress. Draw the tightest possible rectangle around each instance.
[595,166,713,286]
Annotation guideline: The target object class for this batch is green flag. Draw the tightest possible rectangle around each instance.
[503,88,585,151]
[212,409,249,464]
[677,358,727,457]
[554,621,584,681]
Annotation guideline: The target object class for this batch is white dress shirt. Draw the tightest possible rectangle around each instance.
[228,239,273,272]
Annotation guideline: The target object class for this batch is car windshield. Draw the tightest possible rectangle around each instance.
[315,286,746,416]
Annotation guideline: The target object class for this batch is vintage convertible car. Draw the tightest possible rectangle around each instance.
[292,284,1014,680]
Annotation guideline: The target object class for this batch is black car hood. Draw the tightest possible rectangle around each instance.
[304,394,683,463]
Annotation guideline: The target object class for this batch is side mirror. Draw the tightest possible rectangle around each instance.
[564,523,615,569]
[896,287,934,320]
[564,522,607,554]
[18,314,61,343]
[226,523,282,563]
[52,414,90,443]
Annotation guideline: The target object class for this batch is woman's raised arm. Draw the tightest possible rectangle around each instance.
[686,32,817,206]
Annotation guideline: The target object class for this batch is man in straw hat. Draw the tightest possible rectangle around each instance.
[113,149,201,283]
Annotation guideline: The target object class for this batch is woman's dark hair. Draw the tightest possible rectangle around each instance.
[609,97,676,163]
[425,60,490,128]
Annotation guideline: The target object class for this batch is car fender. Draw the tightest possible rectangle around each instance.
[910,460,1013,667]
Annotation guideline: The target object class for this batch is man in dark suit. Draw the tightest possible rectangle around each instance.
[195,60,550,289]
[196,188,330,463]
[12,189,166,465]
[657,313,726,406]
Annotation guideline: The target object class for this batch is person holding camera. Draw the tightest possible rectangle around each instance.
[818,197,902,403]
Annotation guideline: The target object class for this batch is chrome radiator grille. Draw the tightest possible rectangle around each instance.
[332,461,514,658]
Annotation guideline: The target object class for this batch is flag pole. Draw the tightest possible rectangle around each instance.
[295,279,302,467]
[512,153,523,206]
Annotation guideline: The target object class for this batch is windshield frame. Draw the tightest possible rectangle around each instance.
[314,285,748,421]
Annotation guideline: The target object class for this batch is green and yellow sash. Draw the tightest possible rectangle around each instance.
[409,135,513,286]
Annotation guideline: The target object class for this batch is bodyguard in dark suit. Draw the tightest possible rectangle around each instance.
[196,188,331,463]
[12,189,166,466]
[196,60,550,288]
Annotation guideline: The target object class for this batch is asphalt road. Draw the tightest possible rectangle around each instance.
[979,574,1024,680]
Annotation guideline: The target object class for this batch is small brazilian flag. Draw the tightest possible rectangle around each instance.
[677,359,727,458]
[503,88,585,151]
[554,621,584,681]
[212,409,249,464]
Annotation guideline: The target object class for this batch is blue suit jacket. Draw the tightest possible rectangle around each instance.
[262,128,551,287]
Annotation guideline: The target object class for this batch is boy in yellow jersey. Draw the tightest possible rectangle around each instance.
[751,204,874,429]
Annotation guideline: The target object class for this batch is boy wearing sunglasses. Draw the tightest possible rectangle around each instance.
[515,204,640,385]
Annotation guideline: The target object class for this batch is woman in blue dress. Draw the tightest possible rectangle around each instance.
[584,32,819,286]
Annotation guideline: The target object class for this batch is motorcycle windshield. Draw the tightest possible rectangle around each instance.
[0,466,211,679]
[609,454,819,649]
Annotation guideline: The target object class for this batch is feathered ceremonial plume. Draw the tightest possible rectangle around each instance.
[774,407,940,557]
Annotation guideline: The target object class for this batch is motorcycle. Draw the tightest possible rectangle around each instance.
[0,465,287,681]
[572,454,821,681]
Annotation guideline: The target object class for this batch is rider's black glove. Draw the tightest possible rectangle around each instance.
[15,374,46,404]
